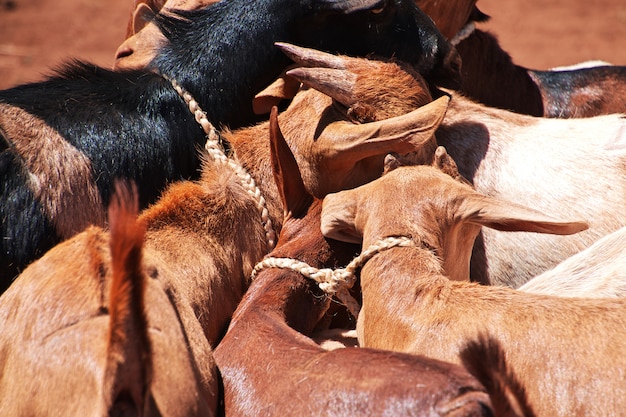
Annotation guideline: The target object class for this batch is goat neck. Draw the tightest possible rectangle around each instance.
[137,151,270,347]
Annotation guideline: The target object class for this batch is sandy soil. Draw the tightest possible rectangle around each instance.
[0,0,625,90]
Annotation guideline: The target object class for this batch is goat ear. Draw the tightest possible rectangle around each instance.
[321,191,363,244]
[323,95,449,161]
[268,106,311,219]
[461,194,589,235]
[252,70,301,115]
[131,3,156,35]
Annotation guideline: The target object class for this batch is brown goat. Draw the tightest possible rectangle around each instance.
[0,45,447,415]
[321,157,626,417]
[214,108,495,417]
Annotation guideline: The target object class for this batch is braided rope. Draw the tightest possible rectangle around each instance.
[251,236,414,319]
[167,77,277,250]
[450,21,476,46]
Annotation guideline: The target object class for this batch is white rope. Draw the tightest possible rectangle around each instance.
[166,77,277,250]
[251,236,415,319]
[450,21,476,46]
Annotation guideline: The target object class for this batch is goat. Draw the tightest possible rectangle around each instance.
[0,46,449,414]
[448,6,626,117]
[0,0,460,289]
[518,225,626,298]
[0,182,217,416]
[433,88,626,287]
[321,156,626,417]
[214,106,495,417]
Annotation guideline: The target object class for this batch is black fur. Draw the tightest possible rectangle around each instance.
[0,0,458,290]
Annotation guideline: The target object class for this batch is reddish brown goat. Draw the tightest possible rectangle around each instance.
[321,158,626,417]
[214,110,495,417]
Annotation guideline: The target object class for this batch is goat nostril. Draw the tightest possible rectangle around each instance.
[115,47,134,61]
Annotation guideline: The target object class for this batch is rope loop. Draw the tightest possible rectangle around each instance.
[251,236,415,319]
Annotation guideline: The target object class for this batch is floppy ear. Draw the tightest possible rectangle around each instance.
[268,106,311,219]
[321,191,363,244]
[131,3,156,35]
[461,194,589,235]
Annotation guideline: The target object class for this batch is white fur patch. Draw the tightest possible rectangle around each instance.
[550,60,613,71]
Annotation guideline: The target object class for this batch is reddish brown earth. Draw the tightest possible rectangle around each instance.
[0,0,625,90]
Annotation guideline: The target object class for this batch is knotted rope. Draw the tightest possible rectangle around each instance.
[251,236,415,319]
[166,76,277,250]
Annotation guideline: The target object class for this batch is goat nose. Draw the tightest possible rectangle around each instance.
[114,46,134,62]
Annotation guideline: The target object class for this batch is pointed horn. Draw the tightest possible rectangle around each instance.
[286,67,358,106]
[276,42,347,70]
[323,95,450,159]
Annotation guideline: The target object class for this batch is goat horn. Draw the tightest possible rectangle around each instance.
[276,42,347,70]
[286,67,357,106]
[322,95,451,159]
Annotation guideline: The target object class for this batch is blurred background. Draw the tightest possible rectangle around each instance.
[1,0,625,89]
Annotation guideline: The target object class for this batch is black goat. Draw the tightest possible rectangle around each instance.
[0,0,460,291]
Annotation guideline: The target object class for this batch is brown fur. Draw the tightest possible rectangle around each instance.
[0,103,105,239]
[321,163,626,417]
[103,181,151,415]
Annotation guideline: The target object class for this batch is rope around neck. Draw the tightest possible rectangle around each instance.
[450,21,476,46]
[250,236,415,319]
[166,76,277,250]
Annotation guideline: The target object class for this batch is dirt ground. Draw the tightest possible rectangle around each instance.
[0,0,625,90]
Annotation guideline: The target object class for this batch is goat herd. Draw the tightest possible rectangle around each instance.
[0,0,625,416]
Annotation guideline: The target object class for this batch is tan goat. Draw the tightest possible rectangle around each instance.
[321,156,626,417]
[0,46,448,415]
[0,183,216,417]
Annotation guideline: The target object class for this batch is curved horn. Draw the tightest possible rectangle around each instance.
[286,67,357,106]
[275,42,347,70]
